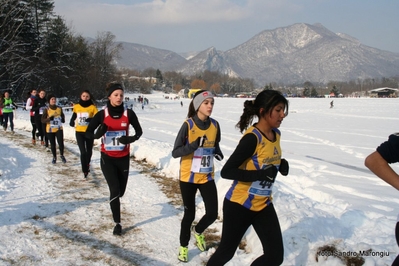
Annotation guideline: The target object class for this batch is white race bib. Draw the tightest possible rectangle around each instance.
[103,130,126,151]
[49,117,62,130]
[248,180,274,196]
[190,147,215,173]
[77,112,89,126]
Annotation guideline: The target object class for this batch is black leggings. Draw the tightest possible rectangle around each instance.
[35,116,48,145]
[47,130,64,158]
[100,154,130,223]
[3,112,14,130]
[75,132,94,173]
[30,116,37,139]
[207,199,283,266]
[179,180,218,247]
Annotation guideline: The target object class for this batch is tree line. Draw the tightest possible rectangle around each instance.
[0,0,121,101]
[1,0,398,102]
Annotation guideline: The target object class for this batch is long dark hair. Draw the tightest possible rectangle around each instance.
[236,89,289,133]
[187,90,206,118]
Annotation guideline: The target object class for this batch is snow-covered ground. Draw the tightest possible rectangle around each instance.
[1,92,399,265]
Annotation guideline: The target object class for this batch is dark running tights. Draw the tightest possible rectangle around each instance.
[179,180,218,247]
[75,132,94,173]
[207,199,283,266]
[30,116,37,139]
[47,130,64,158]
[100,154,130,223]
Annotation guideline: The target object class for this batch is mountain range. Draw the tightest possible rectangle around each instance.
[116,23,399,86]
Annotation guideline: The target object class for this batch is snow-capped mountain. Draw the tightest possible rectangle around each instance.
[116,23,399,85]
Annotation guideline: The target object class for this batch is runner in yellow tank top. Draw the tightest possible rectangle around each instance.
[172,90,223,262]
[207,89,290,266]
[69,90,98,178]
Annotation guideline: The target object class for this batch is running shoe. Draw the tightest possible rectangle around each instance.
[32,139,36,145]
[52,157,56,164]
[178,246,188,262]
[60,155,66,163]
[191,225,206,252]
[84,172,88,178]
[113,223,122,236]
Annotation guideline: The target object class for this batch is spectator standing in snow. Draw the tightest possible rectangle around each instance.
[41,94,66,164]
[25,89,38,144]
[85,82,142,236]
[207,89,289,266]
[365,134,399,266]
[172,90,223,262]
[69,90,98,178]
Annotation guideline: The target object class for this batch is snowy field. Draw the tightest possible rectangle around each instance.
[1,92,399,266]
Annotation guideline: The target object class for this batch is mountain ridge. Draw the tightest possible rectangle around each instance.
[115,23,399,85]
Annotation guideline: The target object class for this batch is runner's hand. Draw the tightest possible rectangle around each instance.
[94,124,108,139]
[262,165,278,182]
[279,158,289,176]
[118,136,136,145]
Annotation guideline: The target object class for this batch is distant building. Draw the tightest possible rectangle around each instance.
[368,87,398,98]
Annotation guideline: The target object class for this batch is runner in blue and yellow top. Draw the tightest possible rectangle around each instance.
[172,90,224,263]
[70,90,98,178]
[85,82,142,236]
[207,89,289,266]
[41,94,66,164]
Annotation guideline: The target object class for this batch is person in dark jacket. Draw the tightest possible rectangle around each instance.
[32,89,49,147]
[86,82,143,236]
[365,134,399,266]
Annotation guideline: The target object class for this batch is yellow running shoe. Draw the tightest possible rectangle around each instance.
[178,246,188,262]
[192,225,206,252]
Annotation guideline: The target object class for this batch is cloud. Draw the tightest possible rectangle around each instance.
[53,0,399,53]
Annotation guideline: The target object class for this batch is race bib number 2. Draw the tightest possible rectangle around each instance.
[103,130,126,151]
[77,112,90,126]
[191,147,215,173]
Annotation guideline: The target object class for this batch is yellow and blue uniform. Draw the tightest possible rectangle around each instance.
[179,117,218,184]
[226,126,282,211]
[172,114,223,249]
[45,107,64,133]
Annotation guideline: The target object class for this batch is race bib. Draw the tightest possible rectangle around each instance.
[103,130,126,151]
[248,164,275,196]
[49,117,62,130]
[77,112,90,126]
[39,107,46,115]
[248,180,274,196]
[190,147,215,173]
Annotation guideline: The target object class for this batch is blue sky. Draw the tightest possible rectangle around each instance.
[53,0,399,54]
